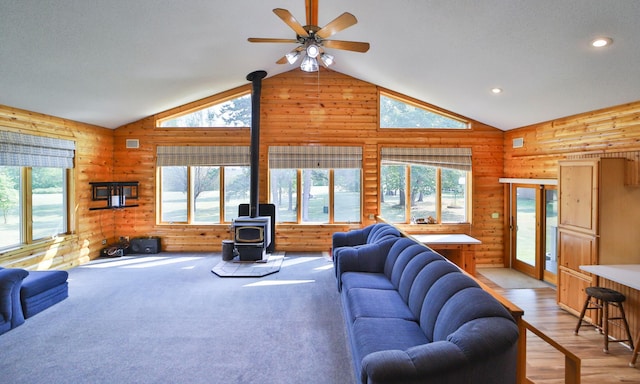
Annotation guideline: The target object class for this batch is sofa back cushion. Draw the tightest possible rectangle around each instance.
[396,250,443,303]
[406,259,460,320]
[419,272,480,341]
[366,223,401,244]
[383,239,424,287]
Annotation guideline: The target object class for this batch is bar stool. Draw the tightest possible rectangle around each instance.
[631,335,639,368]
[574,286,634,353]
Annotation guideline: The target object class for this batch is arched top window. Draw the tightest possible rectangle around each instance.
[380,92,468,129]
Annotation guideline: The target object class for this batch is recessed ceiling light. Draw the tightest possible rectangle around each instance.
[591,37,613,48]
[491,88,503,94]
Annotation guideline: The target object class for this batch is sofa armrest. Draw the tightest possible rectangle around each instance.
[0,268,29,329]
[361,341,467,384]
[332,229,368,250]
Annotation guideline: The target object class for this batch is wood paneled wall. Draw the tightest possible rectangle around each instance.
[504,100,640,179]
[0,105,115,270]
[113,69,507,266]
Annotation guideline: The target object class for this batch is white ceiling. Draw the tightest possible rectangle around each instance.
[1,1,639,130]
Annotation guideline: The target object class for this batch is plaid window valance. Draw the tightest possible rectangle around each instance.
[269,146,362,169]
[381,147,472,171]
[156,146,250,166]
[0,130,75,168]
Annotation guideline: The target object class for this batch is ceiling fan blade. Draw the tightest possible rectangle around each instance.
[322,40,370,53]
[273,8,309,37]
[316,12,357,39]
[248,38,299,44]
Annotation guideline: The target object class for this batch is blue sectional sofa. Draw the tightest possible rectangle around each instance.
[336,236,519,384]
[0,267,69,335]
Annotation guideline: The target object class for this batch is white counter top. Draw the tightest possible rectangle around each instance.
[579,264,640,291]
[411,234,481,245]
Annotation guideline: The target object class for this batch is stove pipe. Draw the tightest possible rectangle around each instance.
[246,70,267,218]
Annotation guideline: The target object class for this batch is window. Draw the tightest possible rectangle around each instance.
[269,168,361,224]
[159,166,249,224]
[157,93,251,127]
[31,167,67,240]
[0,131,74,250]
[380,93,468,129]
[380,147,471,224]
[156,146,250,224]
[269,146,362,224]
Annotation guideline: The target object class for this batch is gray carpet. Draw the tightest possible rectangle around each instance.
[212,253,285,277]
[0,253,354,384]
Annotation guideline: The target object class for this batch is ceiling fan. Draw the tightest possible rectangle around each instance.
[248,0,370,72]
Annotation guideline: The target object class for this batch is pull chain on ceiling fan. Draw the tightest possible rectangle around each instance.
[248,0,370,72]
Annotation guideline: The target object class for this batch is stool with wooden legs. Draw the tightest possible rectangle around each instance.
[574,286,634,353]
[631,335,639,368]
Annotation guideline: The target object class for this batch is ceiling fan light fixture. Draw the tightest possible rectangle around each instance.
[320,53,334,67]
[285,51,301,64]
[306,43,320,58]
[300,56,319,72]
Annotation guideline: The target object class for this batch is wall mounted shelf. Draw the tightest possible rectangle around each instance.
[90,181,139,210]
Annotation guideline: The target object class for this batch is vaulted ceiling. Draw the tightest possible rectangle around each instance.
[1,1,639,130]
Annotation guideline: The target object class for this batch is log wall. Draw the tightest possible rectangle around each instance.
[113,69,507,266]
[0,105,115,270]
[503,100,640,179]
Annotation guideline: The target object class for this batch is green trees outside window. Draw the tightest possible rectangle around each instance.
[270,168,361,224]
[380,163,468,224]
[158,94,251,128]
[159,166,249,224]
[0,166,67,249]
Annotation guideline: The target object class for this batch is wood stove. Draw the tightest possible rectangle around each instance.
[233,216,271,261]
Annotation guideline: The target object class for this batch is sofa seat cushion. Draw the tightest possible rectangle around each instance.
[351,317,429,367]
[21,270,68,298]
[21,282,68,319]
[341,272,394,292]
[346,288,415,322]
[20,270,69,319]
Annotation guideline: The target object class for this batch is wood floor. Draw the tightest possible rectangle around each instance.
[475,274,640,384]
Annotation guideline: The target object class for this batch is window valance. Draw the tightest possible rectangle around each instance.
[156,146,250,166]
[269,146,362,169]
[0,130,75,168]
[381,147,472,171]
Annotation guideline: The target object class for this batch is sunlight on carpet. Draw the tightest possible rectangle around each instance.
[477,268,552,289]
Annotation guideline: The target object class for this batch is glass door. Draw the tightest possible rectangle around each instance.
[512,185,538,277]
[543,188,558,284]
[510,184,558,284]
